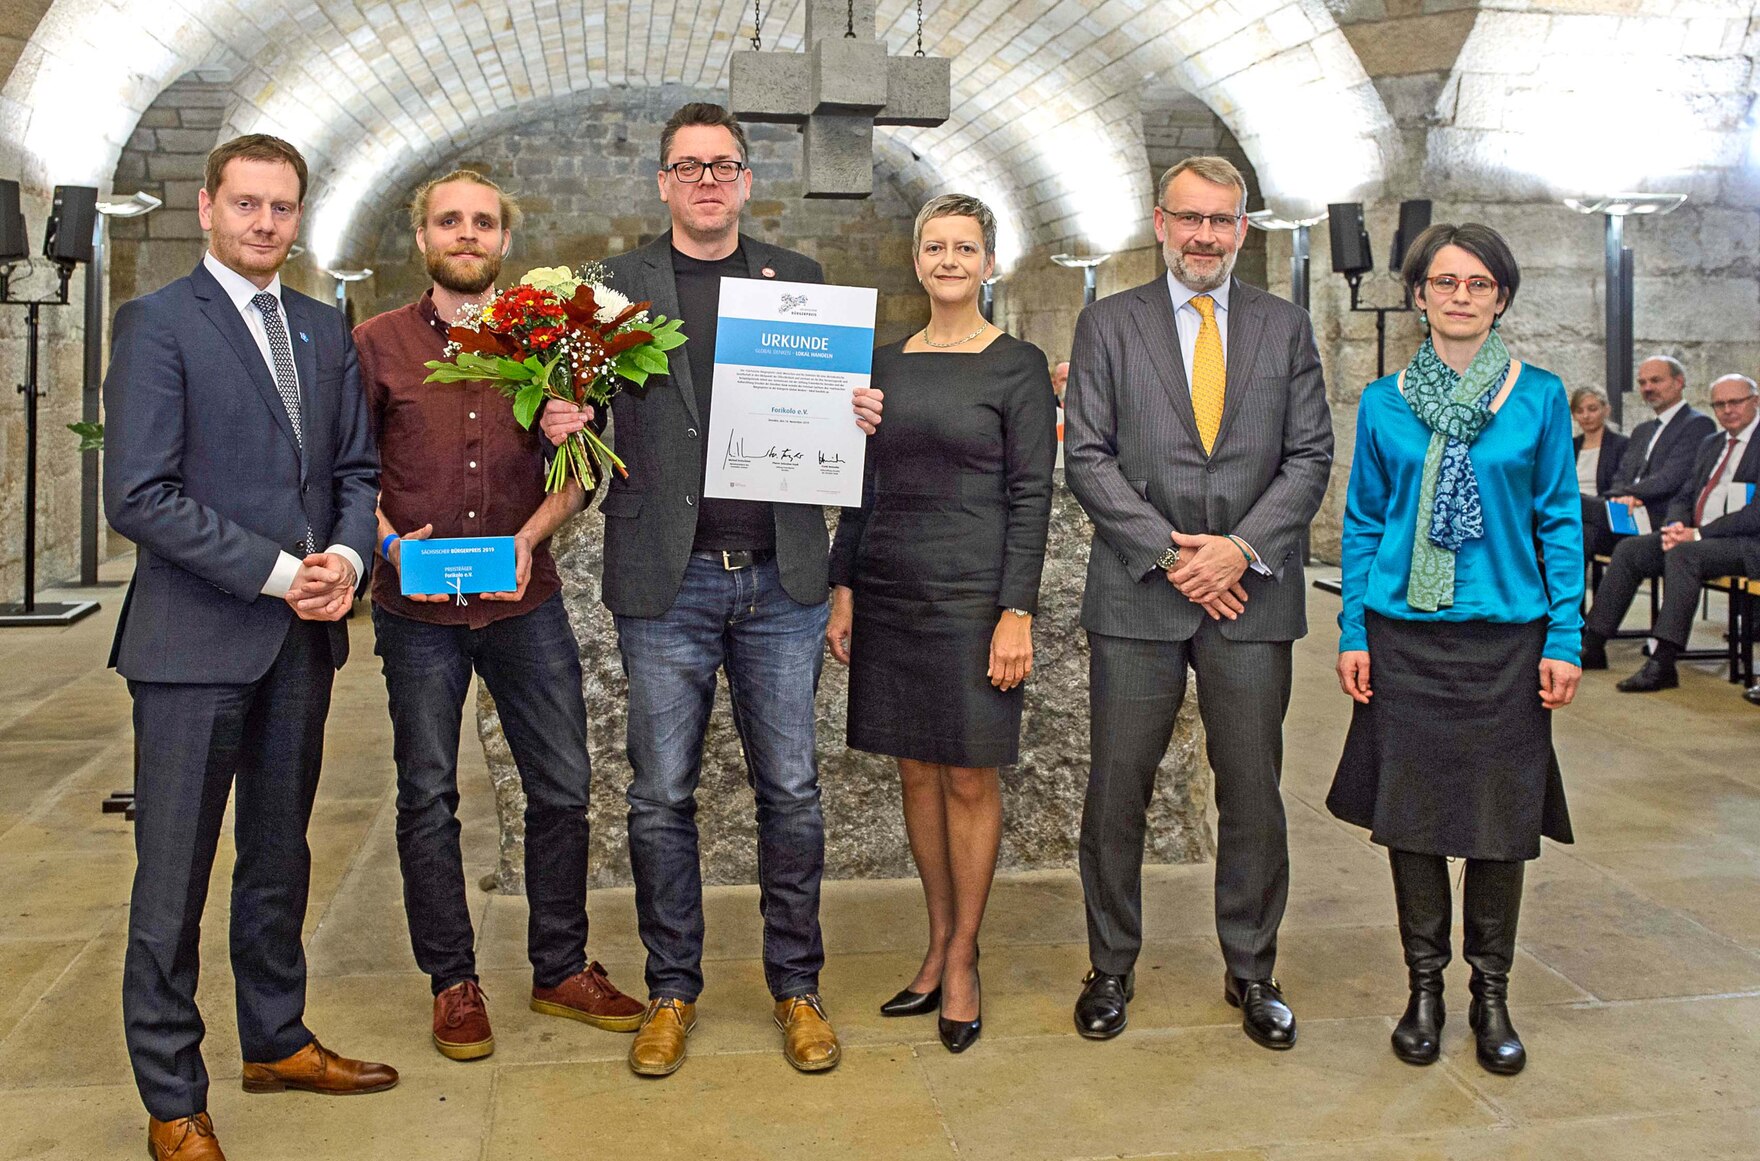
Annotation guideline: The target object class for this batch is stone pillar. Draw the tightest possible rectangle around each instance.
[474,473,1214,890]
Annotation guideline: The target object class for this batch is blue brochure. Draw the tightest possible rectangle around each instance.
[1605,502,1652,536]
[399,536,518,597]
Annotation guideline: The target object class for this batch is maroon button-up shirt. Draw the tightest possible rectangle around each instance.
[355,290,560,628]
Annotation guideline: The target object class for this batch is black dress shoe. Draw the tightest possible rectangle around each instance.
[1616,659,1678,692]
[879,985,940,1018]
[937,970,981,1054]
[1074,969,1133,1040]
[1224,975,1297,1050]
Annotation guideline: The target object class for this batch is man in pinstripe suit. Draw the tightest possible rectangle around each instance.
[1064,156,1333,1049]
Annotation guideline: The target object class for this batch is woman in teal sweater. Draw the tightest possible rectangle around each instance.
[1327,222,1583,1076]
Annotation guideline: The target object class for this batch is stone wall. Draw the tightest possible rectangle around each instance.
[355,85,929,349]
[478,475,1213,890]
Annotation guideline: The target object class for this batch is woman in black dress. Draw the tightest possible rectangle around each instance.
[826,194,1057,1054]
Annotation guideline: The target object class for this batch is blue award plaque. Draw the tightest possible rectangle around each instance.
[399,536,519,597]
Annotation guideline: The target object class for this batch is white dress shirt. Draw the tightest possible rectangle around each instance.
[1642,398,1687,466]
[1165,271,1230,391]
[202,251,364,598]
[1162,271,1269,575]
[1698,415,1757,527]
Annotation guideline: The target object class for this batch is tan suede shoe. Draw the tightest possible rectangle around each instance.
[774,994,841,1072]
[628,997,696,1077]
[147,1112,225,1160]
[240,1038,398,1095]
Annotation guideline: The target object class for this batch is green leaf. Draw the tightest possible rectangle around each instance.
[512,382,546,429]
[635,348,673,375]
[614,365,650,388]
[68,421,104,452]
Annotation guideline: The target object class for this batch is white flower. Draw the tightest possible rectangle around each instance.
[592,284,632,324]
[520,265,583,297]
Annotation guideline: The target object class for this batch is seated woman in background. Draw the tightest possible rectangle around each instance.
[1572,387,1627,498]
[826,193,1057,1055]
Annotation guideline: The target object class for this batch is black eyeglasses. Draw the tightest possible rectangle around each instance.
[1710,396,1756,411]
[662,159,748,184]
[1158,207,1241,233]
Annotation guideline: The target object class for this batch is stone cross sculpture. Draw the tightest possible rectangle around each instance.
[730,0,951,198]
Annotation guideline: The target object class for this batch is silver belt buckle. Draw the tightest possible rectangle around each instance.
[721,550,746,571]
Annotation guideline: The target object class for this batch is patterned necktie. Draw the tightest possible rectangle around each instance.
[250,291,314,553]
[1693,434,1739,526]
[1190,294,1225,454]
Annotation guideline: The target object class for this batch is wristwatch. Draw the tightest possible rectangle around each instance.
[1005,607,1031,618]
[1155,546,1181,571]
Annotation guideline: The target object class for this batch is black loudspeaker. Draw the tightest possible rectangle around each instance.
[0,180,27,264]
[1390,199,1433,273]
[1328,202,1372,276]
[43,185,97,266]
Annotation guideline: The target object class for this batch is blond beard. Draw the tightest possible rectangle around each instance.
[1164,239,1236,293]
[428,248,501,295]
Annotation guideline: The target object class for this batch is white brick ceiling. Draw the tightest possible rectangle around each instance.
[2,0,1402,267]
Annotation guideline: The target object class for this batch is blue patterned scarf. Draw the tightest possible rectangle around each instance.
[1402,333,1510,611]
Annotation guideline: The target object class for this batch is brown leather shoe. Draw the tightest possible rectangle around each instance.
[240,1038,398,1095]
[147,1113,225,1160]
[530,961,645,1032]
[433,979,494,1061]
[628,997,695,1077]
[774,994,841,1072]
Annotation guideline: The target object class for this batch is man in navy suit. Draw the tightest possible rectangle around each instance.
[104,135,393,1161]
[1581,355,1716,560]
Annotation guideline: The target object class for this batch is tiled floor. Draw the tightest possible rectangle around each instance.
[2,559,1758,1159]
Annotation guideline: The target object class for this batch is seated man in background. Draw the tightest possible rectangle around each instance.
[1581,355,1715,561]
[1582,374,1759,691]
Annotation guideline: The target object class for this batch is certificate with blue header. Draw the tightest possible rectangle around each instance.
[702,277,876,507]
[399,536,519,598]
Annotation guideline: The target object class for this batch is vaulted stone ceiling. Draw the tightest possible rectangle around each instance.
[3,0,1758,272]
[0,0,1397,269]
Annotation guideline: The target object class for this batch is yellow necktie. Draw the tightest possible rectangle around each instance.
[1190,294,1225,453]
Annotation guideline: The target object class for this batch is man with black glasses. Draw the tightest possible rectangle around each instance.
[540,102,882,1078]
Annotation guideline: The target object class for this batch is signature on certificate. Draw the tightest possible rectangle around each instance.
[724,433,807,468]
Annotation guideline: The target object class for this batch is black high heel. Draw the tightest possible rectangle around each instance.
[937,967,982,1053]
[879,985,941,1017]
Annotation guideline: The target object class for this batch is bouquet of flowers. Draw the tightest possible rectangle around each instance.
[423,263,686,492]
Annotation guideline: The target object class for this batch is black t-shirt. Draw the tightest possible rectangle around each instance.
[672,244,775,552]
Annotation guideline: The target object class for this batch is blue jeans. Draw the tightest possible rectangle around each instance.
[373,594,592,994]
[615,554,829,1001]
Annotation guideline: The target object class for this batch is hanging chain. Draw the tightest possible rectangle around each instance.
[751,0,763,50]
[846,0,856,38]
[915,0,926,56]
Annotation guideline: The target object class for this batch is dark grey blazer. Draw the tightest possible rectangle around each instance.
[598,232,829,617]
[1610,405,1716,506]
[103,261,379,683]
[1064,275,1333,643]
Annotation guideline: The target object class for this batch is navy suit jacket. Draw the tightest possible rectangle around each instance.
[1610,406,1716,506]
[1664,428,1760,570]
[103,261,378,684]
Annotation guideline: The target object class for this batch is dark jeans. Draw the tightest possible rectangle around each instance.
[1585,532,1752,649]
[124,619,330,1122]
[373,594,592,994]
[614,555,829,1002]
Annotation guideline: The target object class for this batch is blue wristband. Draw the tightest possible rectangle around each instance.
[380,533,399,561]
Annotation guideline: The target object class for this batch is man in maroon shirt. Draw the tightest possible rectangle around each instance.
[354,169,641,1063]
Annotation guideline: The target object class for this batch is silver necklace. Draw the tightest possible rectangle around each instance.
[920,321,988,348]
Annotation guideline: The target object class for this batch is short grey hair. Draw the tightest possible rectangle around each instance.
[1639,354,1687,384]
[1709,373,1758,395]
[913,193,997,256]
[1157,156,1247,214]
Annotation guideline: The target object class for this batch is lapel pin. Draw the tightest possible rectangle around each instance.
[299,332,309,343]
[761,266,776,279]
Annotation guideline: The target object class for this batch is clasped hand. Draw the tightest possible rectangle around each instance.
[1165,531,1250,621]
[1659,521,1696,551]
[286,553,357,621]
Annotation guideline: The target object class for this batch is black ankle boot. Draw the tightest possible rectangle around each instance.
[1464,858,1527,1075]
[1389,850,1451,1066]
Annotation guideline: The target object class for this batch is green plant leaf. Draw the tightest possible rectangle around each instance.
[512,382,546,429]
[68,421,104,451]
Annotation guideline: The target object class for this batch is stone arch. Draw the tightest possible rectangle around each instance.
[7,0,1396,274]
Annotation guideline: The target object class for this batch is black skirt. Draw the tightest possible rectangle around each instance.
[1327,612,1572,861]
